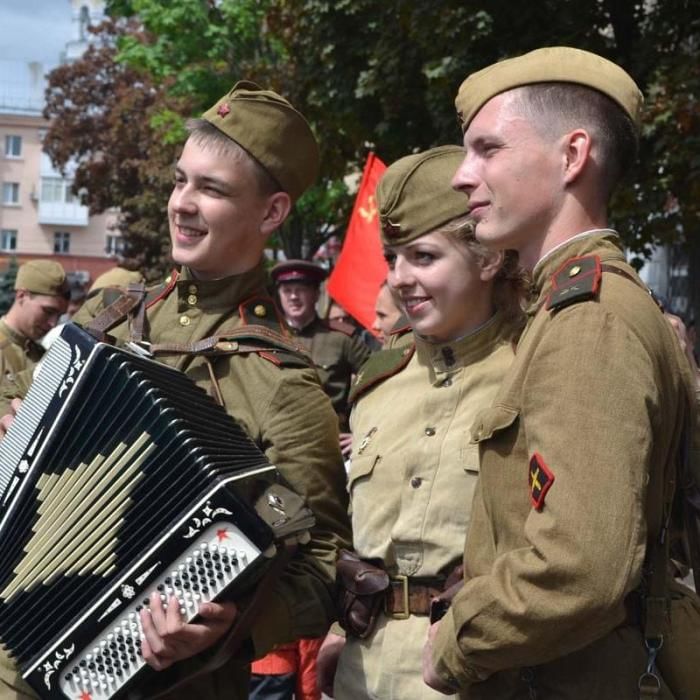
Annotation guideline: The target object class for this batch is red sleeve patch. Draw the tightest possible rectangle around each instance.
[529,452,555,510]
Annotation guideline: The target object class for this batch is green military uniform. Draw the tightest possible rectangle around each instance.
[0,264,351,700]
[335,315,514,700]
[0,319,43,382]
[287,316,370,427]
[431,232,696,698]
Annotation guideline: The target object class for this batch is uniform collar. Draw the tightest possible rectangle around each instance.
[414,311,509,375]
[528,230,626,315]
[175,264,267,310]
[287,314,322,336]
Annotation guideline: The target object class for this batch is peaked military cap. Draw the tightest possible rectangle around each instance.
[271,259,327,286]
[202,80,320,202]
[455,46,643,130]
[14,260,69,298]
[377,145,469,246]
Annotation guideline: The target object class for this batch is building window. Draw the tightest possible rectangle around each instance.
[4,135,21,158]
[0,229,17,251]
[41,177,77,203]
[2,182,19,205]
[105,234,125,257]
[54,231,71,254]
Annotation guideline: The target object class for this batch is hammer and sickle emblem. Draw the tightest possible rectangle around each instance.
[359,195,378,223]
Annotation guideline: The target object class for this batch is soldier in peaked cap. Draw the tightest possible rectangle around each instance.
[0,260,69,382]
[0,82,350,700]
[422,47,700,699]
[271,259,371,439]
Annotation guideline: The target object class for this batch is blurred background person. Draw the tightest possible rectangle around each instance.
[0,260,68,382]
[371,280,404,346]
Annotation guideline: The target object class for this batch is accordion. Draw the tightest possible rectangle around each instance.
[0,323,315,700]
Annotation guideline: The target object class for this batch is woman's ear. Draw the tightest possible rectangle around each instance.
[479,249,504,282]
[260,191,292,238]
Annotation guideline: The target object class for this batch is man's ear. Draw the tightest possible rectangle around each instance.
[561,128,592,185]
[479,249,504,282]
[15,289,29,304]
[260,191,292,237]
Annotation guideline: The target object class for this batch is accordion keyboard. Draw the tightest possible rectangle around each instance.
[55,522,261,700]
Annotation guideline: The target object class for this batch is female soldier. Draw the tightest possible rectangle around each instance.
[317,145,526,699]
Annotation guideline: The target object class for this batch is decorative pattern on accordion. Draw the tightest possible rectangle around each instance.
[0,324,314,700]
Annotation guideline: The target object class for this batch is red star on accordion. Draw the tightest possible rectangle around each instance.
[217,103,231,117]
[79,691,92,700]
[216,528,229,542]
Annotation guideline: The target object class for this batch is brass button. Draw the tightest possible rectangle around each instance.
[568,265,581,277]
[188,284,198,294]
[187,294,198,306]
[410,477,422,489]
[179,315,191,326]
[424,427,436,437]
[165,274,172,284]
[254,304,267,318]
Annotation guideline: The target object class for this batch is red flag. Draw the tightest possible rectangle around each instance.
[327,152,387,330]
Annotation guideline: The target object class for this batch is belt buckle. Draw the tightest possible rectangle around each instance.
[386,574,410,619]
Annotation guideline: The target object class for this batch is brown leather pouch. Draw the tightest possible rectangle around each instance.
[335,549,390,639]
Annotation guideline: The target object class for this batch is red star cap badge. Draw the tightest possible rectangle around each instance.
[216,528,229,542]
[217,103,231,117]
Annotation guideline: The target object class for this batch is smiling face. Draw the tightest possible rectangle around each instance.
[451,91,566,267]
[385,229,499,343]
[168,137,285,279]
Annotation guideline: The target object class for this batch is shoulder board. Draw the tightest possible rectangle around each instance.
[146,270,179,308]
[349,342,415,404]
[215,325,311,369]
[239,295,288,334]
[327,318,356,337]
[545,254,602,312]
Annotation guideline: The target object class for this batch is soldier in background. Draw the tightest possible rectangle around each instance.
[0,260,68,381]
[272,259,371,437]
[371,281,404,346]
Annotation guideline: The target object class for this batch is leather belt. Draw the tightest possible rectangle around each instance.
[384,575,445,618]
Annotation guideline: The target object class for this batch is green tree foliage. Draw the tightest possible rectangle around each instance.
[0,258,19,316]
[44,0,699,327]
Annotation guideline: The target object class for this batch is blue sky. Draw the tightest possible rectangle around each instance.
[0,0,74,66]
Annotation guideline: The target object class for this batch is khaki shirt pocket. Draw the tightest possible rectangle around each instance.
[470,405,519,443]
[462,443,480,474]
[347,453,380,493]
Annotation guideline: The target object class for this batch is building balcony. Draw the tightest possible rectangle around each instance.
[38,200,89,227]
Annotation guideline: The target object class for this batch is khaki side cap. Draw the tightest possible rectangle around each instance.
[377,145,469,246]
[203,81,320,202]
[14,260,68,297]
[455,46,643,130]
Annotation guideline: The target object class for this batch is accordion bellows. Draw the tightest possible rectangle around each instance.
[0,324,314,699]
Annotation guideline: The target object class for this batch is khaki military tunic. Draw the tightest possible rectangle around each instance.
[288,317,371,428]
[0,265,351,700]
[432,232,696,699]
[334,314,514,700]
[0,319,43,383]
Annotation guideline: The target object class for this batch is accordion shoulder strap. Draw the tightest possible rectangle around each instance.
[83,284,146,340]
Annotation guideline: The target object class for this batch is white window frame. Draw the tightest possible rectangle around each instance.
[2,182,20,205]
[4,135,21,158]
[0,229,17,251]
[53,231,71,254]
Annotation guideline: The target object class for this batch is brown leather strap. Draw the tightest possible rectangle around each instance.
[384,577,445,616]
[83,291,143,339]
[127,282,147,343]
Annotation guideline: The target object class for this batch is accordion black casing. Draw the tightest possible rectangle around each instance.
[0,323,315,700]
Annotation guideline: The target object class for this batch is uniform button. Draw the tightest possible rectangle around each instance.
[187,294,198,306]
[441,378,452,387]
[410,477,422,489]
[424,427,436,436]
[188,284,198,294]
[179,315,191,326]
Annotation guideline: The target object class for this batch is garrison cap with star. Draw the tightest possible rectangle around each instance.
[14,260,69,298]
[455,46,644,130]
[270,259,328,286]
[202,80,320,203]
[377,145,470,246]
